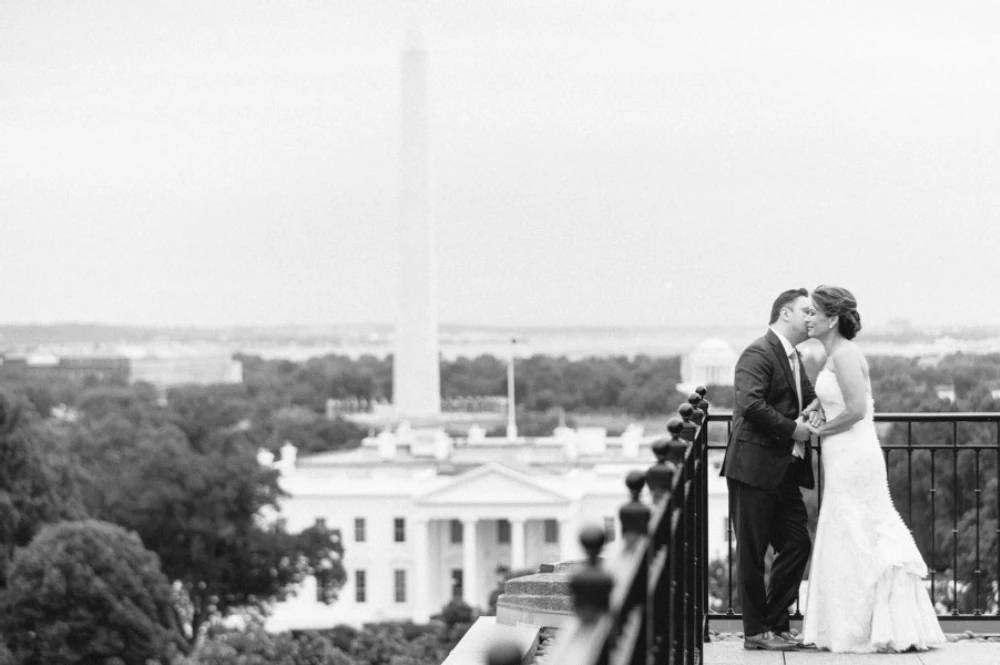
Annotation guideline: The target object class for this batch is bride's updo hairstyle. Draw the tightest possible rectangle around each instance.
[812,285,863,340]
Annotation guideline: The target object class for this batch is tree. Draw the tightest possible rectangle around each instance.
[294,522,348,604]
[23,381,348,645]
[0,389,85,587]
[166,384,258,452]
[269,407,366,456]
[182,627,354,665]
[83,435,345,644]
[387,633,443,665]
[0,519,186,665]
[349,625,408,665]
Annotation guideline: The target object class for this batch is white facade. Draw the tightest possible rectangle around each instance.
[264,427,733,631]
[935,384,957,402]
[130,354,243,387]
[679,338,738,393]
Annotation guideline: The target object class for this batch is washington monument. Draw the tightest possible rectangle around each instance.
[392,23,441,419]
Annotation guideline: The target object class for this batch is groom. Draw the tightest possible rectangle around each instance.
[721,288,819,651]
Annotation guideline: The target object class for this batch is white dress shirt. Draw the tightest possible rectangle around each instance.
[769,326,805,458]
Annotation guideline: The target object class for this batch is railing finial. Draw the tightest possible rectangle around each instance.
[647,439,674,502]
[678,403,697,441]
[688,392,706,426]
[647,419,686,500]
[620,470,650,548]
[570,525,613,624]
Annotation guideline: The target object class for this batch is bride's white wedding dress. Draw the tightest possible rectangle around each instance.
[801,368,945,652]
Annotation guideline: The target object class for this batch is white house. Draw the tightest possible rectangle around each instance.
[264,426,733,631]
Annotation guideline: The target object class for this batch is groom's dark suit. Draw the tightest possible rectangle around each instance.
[721,329,816,637]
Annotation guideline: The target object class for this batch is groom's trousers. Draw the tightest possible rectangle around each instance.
[728,470,812,636]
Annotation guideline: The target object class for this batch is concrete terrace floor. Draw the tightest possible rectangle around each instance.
[704,640,1000,665]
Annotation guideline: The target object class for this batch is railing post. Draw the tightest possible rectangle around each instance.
[678,403,697,442]
[647,441,677,505]
[664,418,688,471]
[677,403,693,665]
[620,470,650,550]
[688,388,708,664]
[696,387,711,644]
[687,392,705,426]
[662,411,691,665]
[619,470,650,665]
[570,524,613,625]
[647,429,675,665]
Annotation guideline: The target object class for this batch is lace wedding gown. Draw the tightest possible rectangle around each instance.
[801,368,945,652]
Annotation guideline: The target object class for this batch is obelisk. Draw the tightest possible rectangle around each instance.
[393,23,441,419]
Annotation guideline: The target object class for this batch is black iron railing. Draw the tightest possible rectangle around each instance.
[704,411,1000,625]
[532,399,1000,665]
[547,389,712,665]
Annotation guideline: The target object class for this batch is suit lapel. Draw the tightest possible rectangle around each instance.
[766,329,797,405]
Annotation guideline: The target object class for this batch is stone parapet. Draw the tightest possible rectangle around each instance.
[496,568,579,628]
[440,616,539,665]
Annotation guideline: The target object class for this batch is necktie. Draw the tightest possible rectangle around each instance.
[790,350,805,459]
[790,350,802,412]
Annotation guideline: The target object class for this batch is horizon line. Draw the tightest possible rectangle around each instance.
[2,321,1000,333]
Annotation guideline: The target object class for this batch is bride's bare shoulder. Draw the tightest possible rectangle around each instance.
[829,342,865,368]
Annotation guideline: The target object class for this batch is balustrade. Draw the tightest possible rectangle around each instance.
[486,390,1000,665]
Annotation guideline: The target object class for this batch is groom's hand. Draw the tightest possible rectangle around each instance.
[802,399,825,427]
[792,419,811,442]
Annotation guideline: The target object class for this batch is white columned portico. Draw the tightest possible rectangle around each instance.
[461,517,479,608]
[559,516,577,562]
[412,518,430,623]
[510,517,526,570]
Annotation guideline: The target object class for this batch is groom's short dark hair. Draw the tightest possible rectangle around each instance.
[769,288,808,324]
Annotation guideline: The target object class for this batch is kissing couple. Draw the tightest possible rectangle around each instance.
[720,286,946,653]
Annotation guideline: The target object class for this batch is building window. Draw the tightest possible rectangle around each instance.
[354,518,366,543]
[394,517,406,543]
[355,570,366,603]
[450,519,463,544]
[497,519,511,544]
[394,569,407,603]
[451,569,463,600]
[544,519,559,544]
[604,517,616,543]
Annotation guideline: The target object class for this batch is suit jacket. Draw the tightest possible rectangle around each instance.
[720,329,817,491]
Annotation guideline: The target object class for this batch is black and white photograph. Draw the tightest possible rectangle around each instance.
[2,1,999,664]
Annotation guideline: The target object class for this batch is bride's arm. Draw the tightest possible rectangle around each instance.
[811,345,868,437]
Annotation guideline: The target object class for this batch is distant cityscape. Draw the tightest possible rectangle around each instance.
[2,322,999,390]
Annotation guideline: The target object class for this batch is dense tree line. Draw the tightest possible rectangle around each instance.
[235,352,686,419]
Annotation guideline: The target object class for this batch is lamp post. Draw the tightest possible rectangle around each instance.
[506,336,518,439]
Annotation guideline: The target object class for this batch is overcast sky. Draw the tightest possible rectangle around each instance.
[2,0,998,329]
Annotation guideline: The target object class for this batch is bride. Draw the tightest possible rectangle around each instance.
[800,285,945,652]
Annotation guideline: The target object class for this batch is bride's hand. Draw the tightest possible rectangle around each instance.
[807,422,823,437]
[808,410,824,428]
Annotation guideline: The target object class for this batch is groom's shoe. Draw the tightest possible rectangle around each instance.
[776,631,816,650]
[744,632,796,651]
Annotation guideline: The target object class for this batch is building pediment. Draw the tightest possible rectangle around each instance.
[415,462,573,506]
